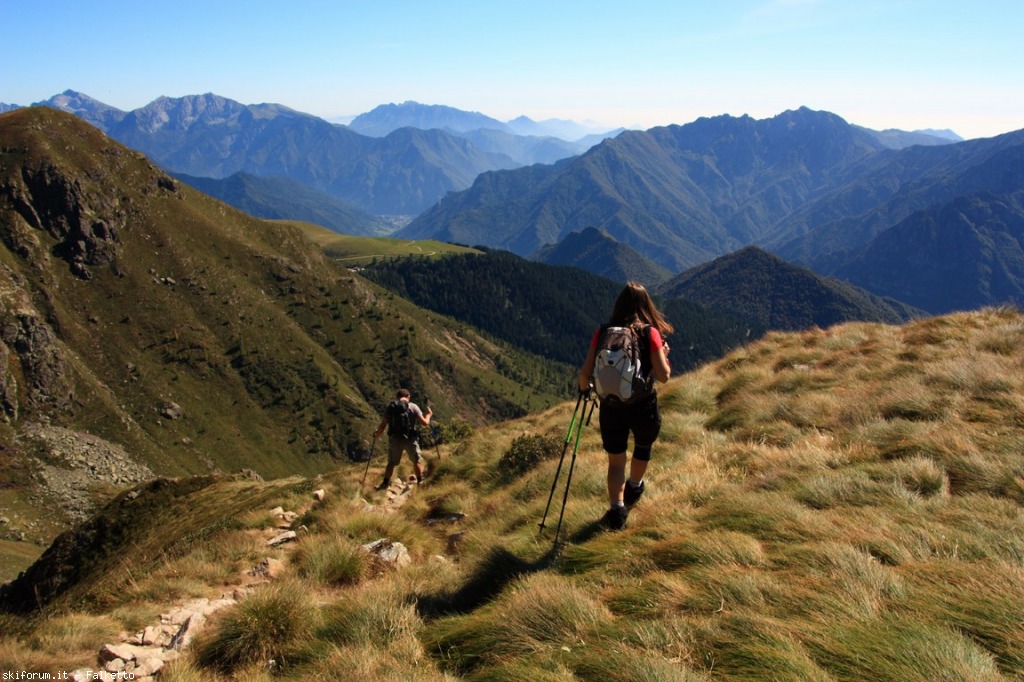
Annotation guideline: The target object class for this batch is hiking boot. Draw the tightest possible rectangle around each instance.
[600,505,628,531]
[375,480,390,491]
[624,479,645,507]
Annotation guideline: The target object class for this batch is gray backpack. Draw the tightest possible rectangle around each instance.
[592,325,652,405]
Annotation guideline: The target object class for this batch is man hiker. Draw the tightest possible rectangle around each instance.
[373,388,433,489]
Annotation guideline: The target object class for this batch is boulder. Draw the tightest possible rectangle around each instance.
[361,538,411,569]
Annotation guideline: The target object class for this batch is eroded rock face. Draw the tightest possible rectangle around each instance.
[4,161,125,279]
[0,311,72,414]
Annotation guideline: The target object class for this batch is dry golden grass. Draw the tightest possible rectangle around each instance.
[4,307,1024,680]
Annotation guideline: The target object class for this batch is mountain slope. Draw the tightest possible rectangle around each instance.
[530,226,672,285]
[174,171,392,236]
[0,107,571,555]
[361,249,758,372]
[656,246,924,330]
[835,192,1024,314]
[401,107,890,271]
[769,129,1024,272]
[3,307,1023,680]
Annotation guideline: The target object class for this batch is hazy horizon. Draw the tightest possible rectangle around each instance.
[5,0,1023,140]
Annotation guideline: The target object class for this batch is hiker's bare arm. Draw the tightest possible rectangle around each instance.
[652,342,671,383]
[579,345,596,392]
[418,406,432,426]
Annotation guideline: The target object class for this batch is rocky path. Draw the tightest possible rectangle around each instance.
[73,476,429,679]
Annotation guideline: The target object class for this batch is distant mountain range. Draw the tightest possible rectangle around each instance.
[348,100,618,143]
[399,108,968,269]
[853,125,964,148]
[399,108,1024,314]
[12,91,615,216]
[7,91,1021,316]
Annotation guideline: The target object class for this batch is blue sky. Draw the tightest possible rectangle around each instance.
[3,0,1022,138]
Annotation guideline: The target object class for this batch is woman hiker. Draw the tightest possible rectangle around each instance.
[578,281,672,531]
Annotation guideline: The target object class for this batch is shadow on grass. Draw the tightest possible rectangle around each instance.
[416,545,559,619]
[415,519,613,620]
[567,520,606,545]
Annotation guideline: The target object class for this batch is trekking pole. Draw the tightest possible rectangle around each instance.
[431,423,442,459]
[538,389,585,534]
[553,391,597,543]
[359,436,378,492]
[425,396,441,460]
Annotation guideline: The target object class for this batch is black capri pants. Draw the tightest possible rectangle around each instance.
[598,393,662,459]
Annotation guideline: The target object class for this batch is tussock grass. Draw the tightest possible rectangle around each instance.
[421,481,477,520]
[699,491,832,542]
[6,307,1024,680]
[649,530,766,570]
[795,469,901,509]
[696,612,832,680]
[300,643,454,681]
[290,535,365,586]
[617,615,702,666]
[904,561,1024,673]
[424,574,611,675]
[157,661,220,682]
[194,579,316,673]
[309,503,441,560]
[318,583,420,647]
[881,455,950,497]
[809,616,1007,682]
[26,612,121,653]
[0,612,121,672]
[674,566,786,613]
[568,645,709,681]
[0,637,66,675]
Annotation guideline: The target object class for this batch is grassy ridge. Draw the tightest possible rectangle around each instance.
[290,224,481,265]
[3,308,1024,679]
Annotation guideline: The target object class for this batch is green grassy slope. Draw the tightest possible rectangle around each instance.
[0,108,570,578]
[292,225,482,265]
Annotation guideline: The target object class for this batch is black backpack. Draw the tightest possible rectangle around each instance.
[387,399,419,439]
[592,325,653,406]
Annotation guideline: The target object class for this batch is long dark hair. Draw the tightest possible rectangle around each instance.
[608,281,674,335]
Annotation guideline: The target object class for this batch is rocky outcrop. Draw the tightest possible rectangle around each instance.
[362,538,411,571]
[7,161,125,279]
[0,311,72,415]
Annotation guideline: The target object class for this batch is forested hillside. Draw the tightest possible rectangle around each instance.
[362,250,760,372]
